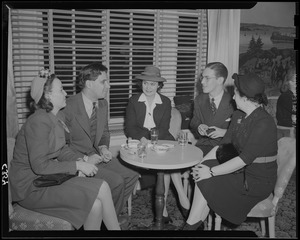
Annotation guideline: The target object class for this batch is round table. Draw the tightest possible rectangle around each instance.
[120,140,203,230]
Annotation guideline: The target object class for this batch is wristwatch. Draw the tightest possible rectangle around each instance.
[209,167,215,177]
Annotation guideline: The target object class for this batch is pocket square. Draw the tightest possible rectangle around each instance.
[225,118,231,122]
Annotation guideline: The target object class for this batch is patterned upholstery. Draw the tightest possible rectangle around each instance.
[7,137,74,231]
[208,137,296,238]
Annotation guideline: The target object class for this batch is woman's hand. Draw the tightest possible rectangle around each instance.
[87,153,104,165]
[191,164,211,182]
[76,161,98,177]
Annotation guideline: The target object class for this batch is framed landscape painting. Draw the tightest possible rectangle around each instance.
[239,2,296,98]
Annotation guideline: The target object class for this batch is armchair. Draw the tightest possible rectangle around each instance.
[7,137,74,231]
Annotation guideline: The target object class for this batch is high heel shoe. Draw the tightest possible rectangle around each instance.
[162,215,173,224]
[180,205,190,219]
[181,220,204,230]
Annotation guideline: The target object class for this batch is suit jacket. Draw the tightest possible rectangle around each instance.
[190,91,234,148]
[125,93,174,141]
[9,109,78,202]
[60,92,110,157]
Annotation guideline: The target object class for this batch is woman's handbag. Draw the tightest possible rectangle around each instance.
[216,143,239,164]
[216,143,248,191]
[33,173,77,187]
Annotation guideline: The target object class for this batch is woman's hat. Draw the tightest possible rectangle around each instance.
[30,68,50,104]
[232,73,265,98]
[136,66,166,82]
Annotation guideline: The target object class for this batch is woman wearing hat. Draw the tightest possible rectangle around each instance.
[9,69,120,230]
[180,73,278,230]
[125,65,191,223]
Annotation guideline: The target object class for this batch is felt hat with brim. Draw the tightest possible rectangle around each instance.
[232,73,265,98]
[136,66,166,82]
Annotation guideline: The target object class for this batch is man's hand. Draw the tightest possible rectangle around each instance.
[207,126,226,139]
[198,124,209,136]
[100,146,112,163]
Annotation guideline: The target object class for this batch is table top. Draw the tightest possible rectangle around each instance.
[120,140,203,170]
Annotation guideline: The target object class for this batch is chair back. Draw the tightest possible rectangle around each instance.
[169,108,182,140]
[274,137,296,203]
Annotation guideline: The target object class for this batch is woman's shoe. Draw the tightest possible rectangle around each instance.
[180,206,190,219]
[162,215,173,224]
[181,220,204,230]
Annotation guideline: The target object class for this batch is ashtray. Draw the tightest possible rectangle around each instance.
[151,145,169,153]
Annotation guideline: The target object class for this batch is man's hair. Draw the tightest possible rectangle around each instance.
[77,62,108,90]
[206,62,228,84]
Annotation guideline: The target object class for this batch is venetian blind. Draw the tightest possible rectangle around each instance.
[10,9,207,130]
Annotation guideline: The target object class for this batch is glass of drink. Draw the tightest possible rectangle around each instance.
[178,131,188,146]
[137,143,147,158]
[150,128,159,146]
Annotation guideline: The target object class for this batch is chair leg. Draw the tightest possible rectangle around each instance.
[268,216,276,238]
[260,218,266,237]
[207,213,213,230]
[127,193,132,216]
[215,214,222,230]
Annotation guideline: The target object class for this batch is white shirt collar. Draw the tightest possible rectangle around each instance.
[209,90,224,109]
[138,93,162,130]
[82,92,98,118]
[138,92,162,104]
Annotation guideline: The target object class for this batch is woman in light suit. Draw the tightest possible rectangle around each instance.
[125,66,190,223]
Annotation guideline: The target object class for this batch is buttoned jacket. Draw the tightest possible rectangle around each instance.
[190,91,235,147]
[60,92,110,157]
[125,93,174,141]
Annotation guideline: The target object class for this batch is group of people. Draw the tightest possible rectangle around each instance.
[10,59,292,231]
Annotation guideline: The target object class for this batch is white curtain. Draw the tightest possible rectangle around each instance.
[6,8,19,138]
[207,9,241,89]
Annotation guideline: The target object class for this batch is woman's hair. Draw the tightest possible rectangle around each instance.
[30,74,56,112]
[77,62,108,90]
[205,62,228,83]
[136,79,164,92]
[235,82,268,106]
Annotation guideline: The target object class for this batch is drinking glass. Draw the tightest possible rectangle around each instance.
[150,128,159,145]
[137,143,147,158]
[178,131,188,146]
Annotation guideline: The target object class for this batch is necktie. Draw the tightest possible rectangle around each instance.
[90,102,97,143]
[210,98,217,115]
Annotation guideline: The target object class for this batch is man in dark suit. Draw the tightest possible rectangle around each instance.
[190,62,235,156]
[60,62,139,225]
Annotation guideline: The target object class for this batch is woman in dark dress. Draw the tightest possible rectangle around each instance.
[180,73,278,230]
[125,66,190,223]
[9,69,120,230]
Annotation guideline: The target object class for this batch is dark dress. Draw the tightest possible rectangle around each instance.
[9,110,104,229]
[197,107,278,225]
[276,89,294,127]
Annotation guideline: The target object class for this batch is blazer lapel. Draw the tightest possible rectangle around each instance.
[212,92,230,125]
[75,94,91,139]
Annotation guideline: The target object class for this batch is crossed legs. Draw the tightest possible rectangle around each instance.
[186,184,209,225]
[163,172,190,217]
[84,181,121,230]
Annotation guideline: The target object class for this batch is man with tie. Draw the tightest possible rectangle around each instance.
[190,62,235,156]
[59,62,139,226]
